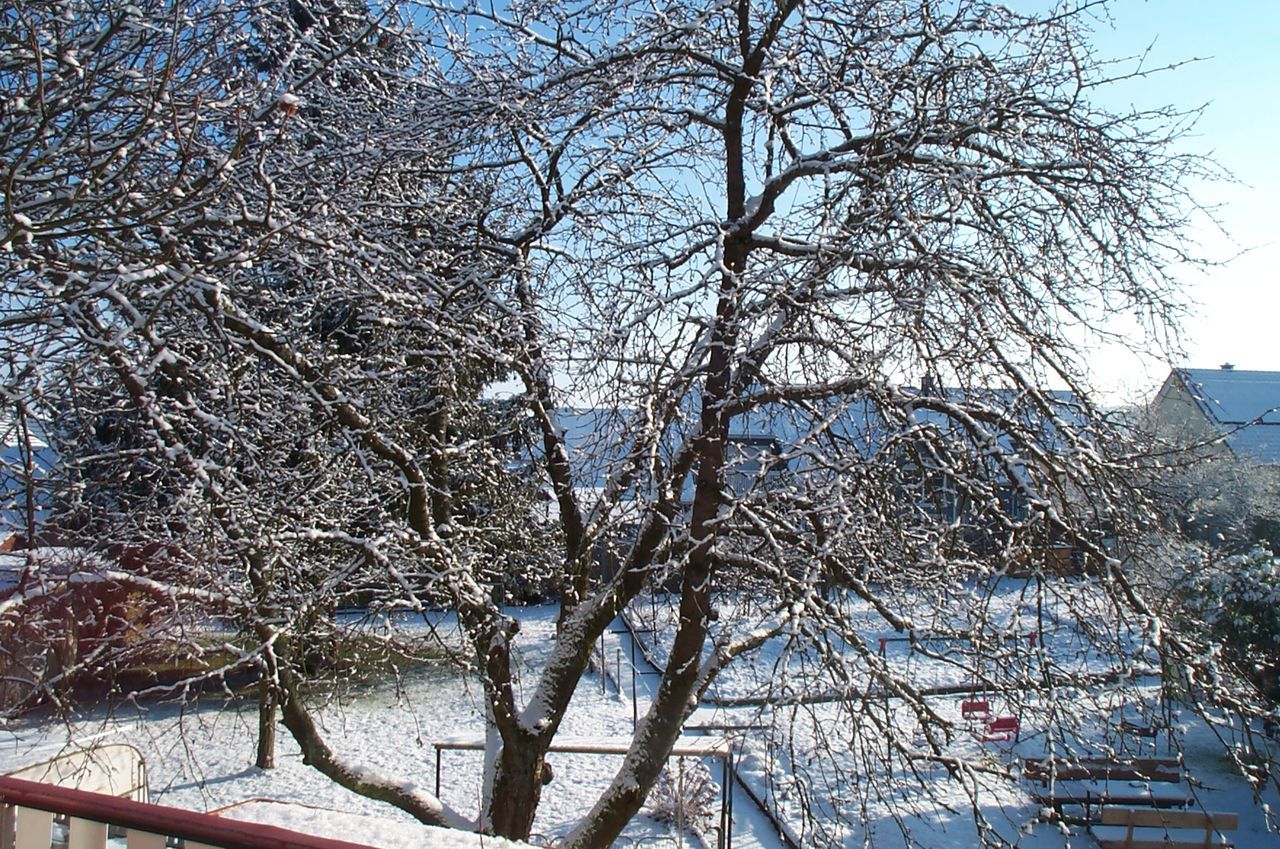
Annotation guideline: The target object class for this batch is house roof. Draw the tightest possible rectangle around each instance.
[1174,367,1280,463]
[549,386,1086,500]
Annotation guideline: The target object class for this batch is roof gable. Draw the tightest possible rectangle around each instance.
[1175,368,1280,464]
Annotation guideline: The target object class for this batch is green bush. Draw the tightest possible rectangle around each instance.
[1184,549,1280,704]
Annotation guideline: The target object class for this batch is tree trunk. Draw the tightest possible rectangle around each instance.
[562,278,731,847]
[486,737,549,840]
[15,404,36,546]
[255,674,277,769]
[560,28,764,834]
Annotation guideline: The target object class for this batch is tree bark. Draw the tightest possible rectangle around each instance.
[255,673,276,769]
[486,735,549,839]
[559,5,796,842]
[564,211,742,849]
[560,432,722,848]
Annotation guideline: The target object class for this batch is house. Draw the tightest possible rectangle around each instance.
[1149,365,1280,552]
[0,416,57,547]
[1150,366,1280,466]
[543,385,1089,574]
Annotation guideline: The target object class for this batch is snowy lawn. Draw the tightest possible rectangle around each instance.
[625,578,1280,848]
[629,579,1136,705]
[0,606,700,848]
[0,592,1275,849]
[708,693,1280,849]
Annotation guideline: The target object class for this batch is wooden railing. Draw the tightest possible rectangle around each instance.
[0,776,384,849]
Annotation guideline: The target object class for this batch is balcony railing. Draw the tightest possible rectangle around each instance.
[0,776,383,849]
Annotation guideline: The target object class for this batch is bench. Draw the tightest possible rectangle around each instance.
[1090,805,1237,849]
[1025,757,1182,784]
[1116,720,1160,739]
[1030,779,1192,819]
[1025,759,1190,822]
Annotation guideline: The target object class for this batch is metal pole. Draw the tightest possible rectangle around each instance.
[719,755,729,849]
[676,758,684,849]
[434,747,441,798]
[630,637,638,728]
[600,631,606,694]
[615,648,621,694]
[727,751,735,849]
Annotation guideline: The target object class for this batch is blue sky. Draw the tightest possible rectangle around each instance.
[1075,0,1280,398]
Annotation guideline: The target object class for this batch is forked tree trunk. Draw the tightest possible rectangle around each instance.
[486,737,550,840]
[562,299,730,847]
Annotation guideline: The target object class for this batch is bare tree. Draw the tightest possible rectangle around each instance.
[2,0,506,824]
[4,1,1271,848]
[426,1,1247,844]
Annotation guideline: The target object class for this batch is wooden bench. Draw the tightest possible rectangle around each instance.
[1090,806,1237,849]
[1029,779,1192,820]
[1116,720,1160,739]
[1025,757,1182,784]
[1025,758,1189,821]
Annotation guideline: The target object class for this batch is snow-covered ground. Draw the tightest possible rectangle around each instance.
[0,607,704,848]
[0,588,1276,849]
[704,693,1280,849]
[623,580,1280,848]
[628,579,1134,705]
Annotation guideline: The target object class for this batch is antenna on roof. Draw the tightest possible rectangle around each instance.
[1220,363,1235,371]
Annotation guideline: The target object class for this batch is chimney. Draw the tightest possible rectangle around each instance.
[1220,363,1235,371]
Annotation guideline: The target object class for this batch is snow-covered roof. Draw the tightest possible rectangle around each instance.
[0,554,25,595]
[0,548,115,596]
[0,439,56,472]
[0,412,50,450]
[544,386,1085,505]
[1175,367,1280,464]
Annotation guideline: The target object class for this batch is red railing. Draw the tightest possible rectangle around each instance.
[0,776,385,849]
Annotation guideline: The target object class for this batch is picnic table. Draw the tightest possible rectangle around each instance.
[1024,757,1182,784]
[1029,779,1192,822]
[1024,757,1190,822]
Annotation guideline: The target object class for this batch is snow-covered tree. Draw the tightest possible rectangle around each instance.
[1181,549,1280,704]
[4,1,1274,847]
[425,1,1253,844]
[3,0,511,808]
[1159,450,1280,554]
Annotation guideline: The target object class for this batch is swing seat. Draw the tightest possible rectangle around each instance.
[1115,719,1159,738]
[961,699,991,720]
[981,716,1020,742]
